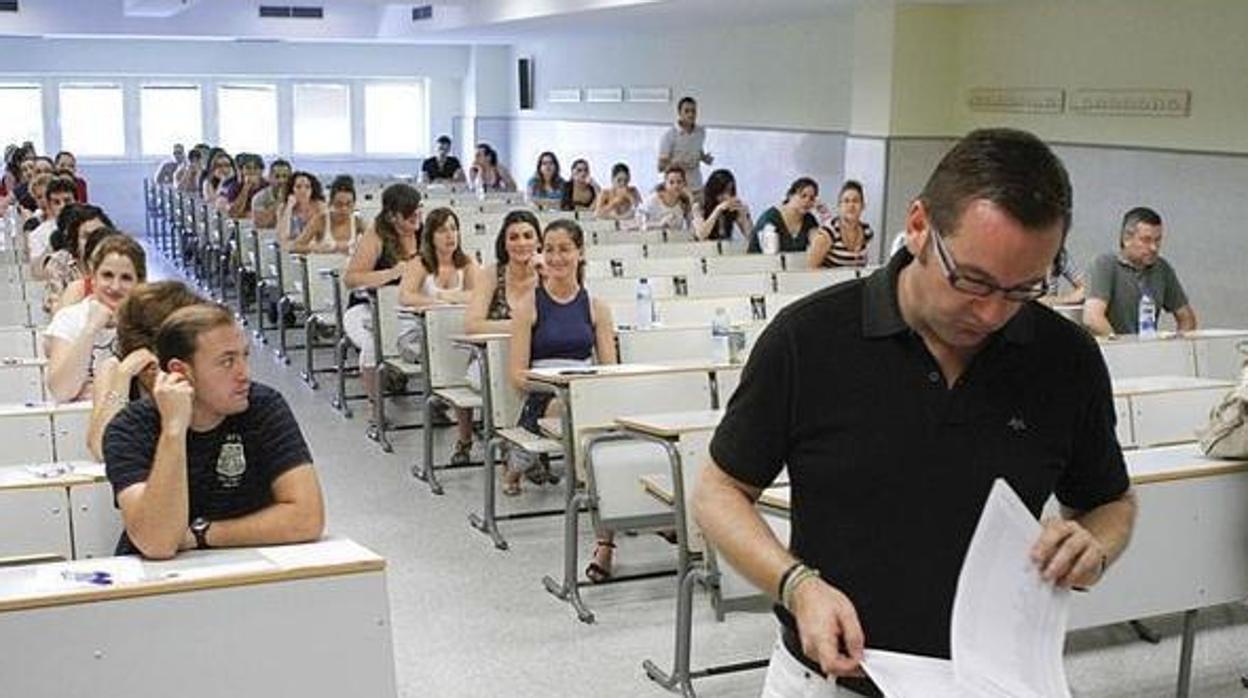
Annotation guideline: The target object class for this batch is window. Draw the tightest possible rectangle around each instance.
[364,82,427,155]
[0,83,44,153]
[217,83,278,154]
[293,83,351,155]
[140,84,202,157]
[59,83,125,157]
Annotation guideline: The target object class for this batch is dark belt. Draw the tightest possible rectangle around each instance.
[780,623,883,697]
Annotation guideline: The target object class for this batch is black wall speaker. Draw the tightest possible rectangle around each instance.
[518,57,534,111]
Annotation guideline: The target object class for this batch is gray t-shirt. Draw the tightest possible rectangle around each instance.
[658,124,708,190]
[1085,252,1189,334]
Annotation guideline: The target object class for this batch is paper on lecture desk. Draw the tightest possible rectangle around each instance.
[861,479,1072,698]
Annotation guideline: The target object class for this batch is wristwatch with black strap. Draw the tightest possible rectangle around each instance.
[190,517,212,550]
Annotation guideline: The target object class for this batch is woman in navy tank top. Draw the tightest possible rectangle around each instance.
[507,219,620,581]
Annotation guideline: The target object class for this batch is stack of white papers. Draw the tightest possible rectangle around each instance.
[862,479,1073,697]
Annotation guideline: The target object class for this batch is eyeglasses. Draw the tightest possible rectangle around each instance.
[928,227,1049,302]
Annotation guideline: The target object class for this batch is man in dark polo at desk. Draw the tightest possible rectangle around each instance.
[694,129,1137,697]
[104,303,324,559]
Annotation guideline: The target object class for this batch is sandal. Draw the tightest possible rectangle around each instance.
[585,540,615,584]
[501,468,523,497]
[450,439,472,466]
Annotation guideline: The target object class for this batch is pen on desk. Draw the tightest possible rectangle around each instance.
[61,570,113,585]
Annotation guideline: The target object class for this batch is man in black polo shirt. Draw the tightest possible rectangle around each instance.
[694,128,1137,697]
[421,135,465,184]
[104,303,324,558]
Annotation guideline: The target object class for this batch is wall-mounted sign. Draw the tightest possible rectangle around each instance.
[1068,89,1190,117]
[585,87,624,103]
[547,88,581,103]
[627,87,671,103]
[967,87,1065,114]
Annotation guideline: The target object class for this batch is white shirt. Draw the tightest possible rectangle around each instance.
[658,124,708,190]
[44,298,116,399]
[29,217,56,261]
[642,192,691,231]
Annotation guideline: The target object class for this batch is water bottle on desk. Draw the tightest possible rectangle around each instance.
[635,277,655,330]
[1138,289,1157,339]
[761,223,779,255]
[711,307,731,364]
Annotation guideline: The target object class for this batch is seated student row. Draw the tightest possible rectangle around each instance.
[516,150,876,271]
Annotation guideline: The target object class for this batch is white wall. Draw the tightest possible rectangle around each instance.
[495,14,861,234]
[882,0,1248,329]
[506,15,854,130]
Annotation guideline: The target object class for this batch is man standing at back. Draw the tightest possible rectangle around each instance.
[658,96,713,195]
[1082,206,1197,336]
[104,303,324,558]
[694,128,1136,697]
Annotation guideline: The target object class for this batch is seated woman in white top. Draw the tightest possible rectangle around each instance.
[593,162,642,222]
[87,280,203,461]
[399,207,480,464]
[692,168,752,242]
[641,166,693,232]
[44,233,146,403]
[291,174,362,255]
[278,171,326,251]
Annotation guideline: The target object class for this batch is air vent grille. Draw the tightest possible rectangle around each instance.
[258,5,323,19]
[0,1,19,13]
[412,5,432,21]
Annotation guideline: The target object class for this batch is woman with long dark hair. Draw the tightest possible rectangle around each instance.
[693,168,752,241]
[399,206,479,463]
[343,183,421,406]
[527,151,564,207]
[508,220,619,578]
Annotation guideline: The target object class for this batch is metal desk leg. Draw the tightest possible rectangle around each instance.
[643,565,702,698]
[1176,609,1197,698]
[331,336,354,418]
[542,484,594,623]
[542,393,596,623]
[416,394,444,495]
[468,436,509,550]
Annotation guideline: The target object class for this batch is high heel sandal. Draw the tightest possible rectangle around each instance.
[585,540,615,584]
[450,439,472,466]
[501,467,523,496]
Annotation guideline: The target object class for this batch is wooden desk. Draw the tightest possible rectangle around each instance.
[1099,329,1248,381]
[0,538,397,698]
[616,409,723,439]
[0,400,92,466]
[1111,375,1234,448]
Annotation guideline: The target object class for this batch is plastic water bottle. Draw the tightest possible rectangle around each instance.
[761,223,779,255]
[1138,290,1157,338]
[711,307,731,364]
[635,277,655,330]
[636,208,649,231]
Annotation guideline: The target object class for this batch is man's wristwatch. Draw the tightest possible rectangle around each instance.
[190,517,212,550]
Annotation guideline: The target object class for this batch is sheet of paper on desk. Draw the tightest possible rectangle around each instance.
[861,479,1072,698]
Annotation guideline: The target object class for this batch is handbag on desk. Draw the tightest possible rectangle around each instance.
[1197,361,1248,459]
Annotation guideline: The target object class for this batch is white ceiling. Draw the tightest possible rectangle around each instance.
[1,0,1018,43]
[1,0,860,43]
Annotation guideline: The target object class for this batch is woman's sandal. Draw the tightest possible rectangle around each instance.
[585,540,615,584]
[450,439,472,466]
[501,468,523,496]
